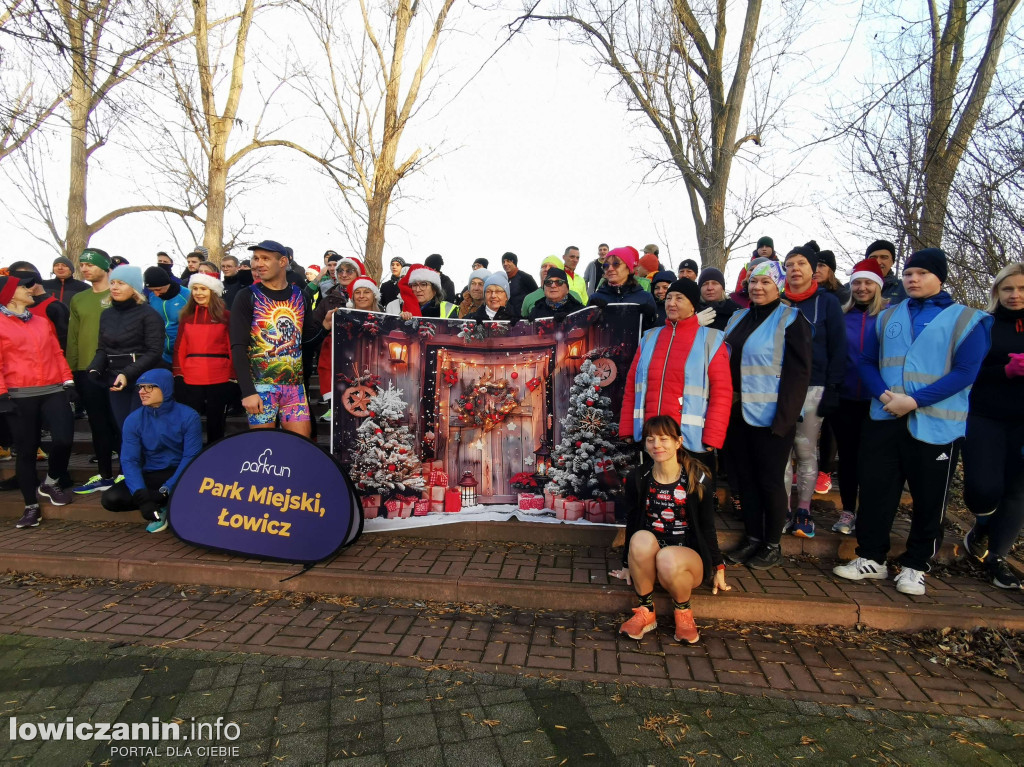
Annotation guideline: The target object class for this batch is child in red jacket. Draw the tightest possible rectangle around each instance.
[172,273,234,443]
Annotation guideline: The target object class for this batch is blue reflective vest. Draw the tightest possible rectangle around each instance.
[724,304,801,427]
[630,324,725,449]
[870,301,992,444]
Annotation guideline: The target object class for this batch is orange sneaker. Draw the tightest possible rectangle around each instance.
[673,608,700,644]
[619,606,656,639]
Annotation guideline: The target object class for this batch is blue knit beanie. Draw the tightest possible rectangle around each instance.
[110,265,144,295]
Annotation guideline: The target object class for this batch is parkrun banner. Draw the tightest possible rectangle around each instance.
[170,430,361,563]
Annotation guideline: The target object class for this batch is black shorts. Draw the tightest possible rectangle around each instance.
[654,534,692,550]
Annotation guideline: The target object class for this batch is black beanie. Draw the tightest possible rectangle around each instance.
[144,266,172,288]
[545,267,568,283]
[474,258,489,268]
[785,244,819,272]
[865,239,896,258]
[666,278,701,310]
[817,250,837,273]
[903,247,948,283]
[698,267,725,288]
[425,253,444,270]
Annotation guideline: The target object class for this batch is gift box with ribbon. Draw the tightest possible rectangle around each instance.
[585,499,615,523]
[518,492,540,511]
[428,469,449,488]
[563,499,585,521]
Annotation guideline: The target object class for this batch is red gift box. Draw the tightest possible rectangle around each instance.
[429,470,449,487]
[385,499,402,519]
[414,499,431,516]
[529,495,544,510]
[518,492,539,511]
[553,496,565,515]
[399,499,415,518]
[444,489,461,513]
[563,500,585,521]
[585,499,614,522]
[429,485,446,502]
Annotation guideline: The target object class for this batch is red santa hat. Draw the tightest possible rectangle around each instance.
[336,256,366,275]
[347,277,381,302]
[397,264,442,316]
[849,258,884,288]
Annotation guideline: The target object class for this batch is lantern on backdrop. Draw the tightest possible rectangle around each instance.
[533,441,552,485]
[458,471,478,507]
[388,340,408,364]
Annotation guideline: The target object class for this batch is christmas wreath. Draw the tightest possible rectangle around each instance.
[452,377,520,433]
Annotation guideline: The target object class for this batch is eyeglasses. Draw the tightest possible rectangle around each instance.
[410,282,432,288]
[337,266,357,275]
[603,261,624,271]
[137,384,159,392]
[544,279,566,287]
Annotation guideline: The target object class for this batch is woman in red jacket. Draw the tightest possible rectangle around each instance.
[0,276,76,528]
[173,273,233,443]
[618,279,732,471]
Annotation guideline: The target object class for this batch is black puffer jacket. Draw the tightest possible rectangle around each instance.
[88,298,165,385]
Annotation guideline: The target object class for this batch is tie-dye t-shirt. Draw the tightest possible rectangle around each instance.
[247,284,305,386]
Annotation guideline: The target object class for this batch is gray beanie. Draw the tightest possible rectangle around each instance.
[469,268,492,284]
[483,272,509,296]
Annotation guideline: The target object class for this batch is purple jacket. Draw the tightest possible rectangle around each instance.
[841,305,877,401]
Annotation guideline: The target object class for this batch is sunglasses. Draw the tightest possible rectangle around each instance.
[544,279,566,287]
[603,261,624,271]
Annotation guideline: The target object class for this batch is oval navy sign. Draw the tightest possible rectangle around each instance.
[170,430,360,563]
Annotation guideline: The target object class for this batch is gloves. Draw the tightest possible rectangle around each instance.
[695,307,717,327]
[0,394,15,414]
[1006,353,1024,378]
[87,369,102,383]
[63,382,80,405]
[816,386,840,417]
[133,487,168,521]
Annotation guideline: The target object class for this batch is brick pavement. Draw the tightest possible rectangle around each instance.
[2,518,1022,632]
[2,572,1023,726]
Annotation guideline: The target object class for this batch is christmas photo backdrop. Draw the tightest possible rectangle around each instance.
[329,306,644,527]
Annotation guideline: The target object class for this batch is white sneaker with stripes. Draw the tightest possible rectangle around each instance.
[832,557,887,581]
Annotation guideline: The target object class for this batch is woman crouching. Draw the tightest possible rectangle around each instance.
[612,415,729,644]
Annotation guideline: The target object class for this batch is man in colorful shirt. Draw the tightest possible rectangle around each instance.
[229,240,322,437]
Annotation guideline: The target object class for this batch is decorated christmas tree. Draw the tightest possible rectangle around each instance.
[547,360,630,500]
[350,383,425,498]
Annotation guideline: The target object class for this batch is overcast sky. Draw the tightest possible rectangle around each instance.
[2,1,903,288]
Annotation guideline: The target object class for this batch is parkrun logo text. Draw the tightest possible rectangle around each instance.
[240,448,291,477]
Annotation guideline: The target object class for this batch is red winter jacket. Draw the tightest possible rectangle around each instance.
[0,312,73,395]
[172,306,233,385]
[618,314,732,449]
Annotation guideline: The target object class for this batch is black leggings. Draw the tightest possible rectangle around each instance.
[722,403,796,545]
[5,392,74,505]
[180,381,236,443]
[101,467,175,521]
[830,398,871,513]
[75,371,120,479]
[963,414,1024,559]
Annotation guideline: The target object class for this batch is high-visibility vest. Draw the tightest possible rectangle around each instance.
[870,301,992,444]
[725,304,800,427]
[631,324,725,449]
[440,302,458,318]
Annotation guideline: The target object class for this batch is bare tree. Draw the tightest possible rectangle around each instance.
[5,1,204,261]
[514,0,804,272]
[296,0,457,280]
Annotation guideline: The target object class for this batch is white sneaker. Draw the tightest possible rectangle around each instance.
[833,557,887,581]
[894,567,926,596]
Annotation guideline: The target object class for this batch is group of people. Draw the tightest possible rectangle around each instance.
[1,237,1020,650]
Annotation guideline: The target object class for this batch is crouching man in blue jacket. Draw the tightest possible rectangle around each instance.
[101,368,203,532]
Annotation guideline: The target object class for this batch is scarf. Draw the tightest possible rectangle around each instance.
[0,305,32,322]
[783,279,818,303]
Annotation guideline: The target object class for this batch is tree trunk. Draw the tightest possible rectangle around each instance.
[916,159,956,249]
[364,193,390,282]
[64,76,90,262]
[204,140,228,264]
[698,191,727,273]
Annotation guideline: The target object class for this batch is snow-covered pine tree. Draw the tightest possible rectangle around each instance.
[350,383,425,498]
[547,359,629,500]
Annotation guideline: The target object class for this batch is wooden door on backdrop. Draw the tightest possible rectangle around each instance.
[436,349,551,503]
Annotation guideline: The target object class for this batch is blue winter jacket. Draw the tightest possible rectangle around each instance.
[787,285,847,388]
[120,368,203,495]
[149,284,188,363]
[840,304,877,400]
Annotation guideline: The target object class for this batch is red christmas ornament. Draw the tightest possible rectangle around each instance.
[375,428,382,435]
[586,399,594,406]
[575,440,583,448]
[511,371,518,379]
[465,402,474,411]
[387,463,396,471]
[399,448,407,454]
[369,410,377,417]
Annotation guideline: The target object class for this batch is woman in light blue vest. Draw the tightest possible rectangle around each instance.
[833,248,991,596]
[721,261,813,570]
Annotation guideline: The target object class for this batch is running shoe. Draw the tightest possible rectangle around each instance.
[814,471,832,494]
[791,510,815,538]
[673,608,700,644]
[963,526,989,563]
[619,606,657,640]
[894,567,926,596]
[747,543,782,570]
[0,447,11,462]
[831,511,856,535]
[15,506,40,528]
[146,508,168,534]
[37,482,72,506]
[988,557,1021,590]
[833,557,887,581]
[72,474,115,494]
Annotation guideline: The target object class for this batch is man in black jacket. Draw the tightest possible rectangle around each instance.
[380,256,406,307]
[42,257,89,307]
[527,268,586,320]
[424,254,455,302]
[220,255,253,309]
[502,252,538,312]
